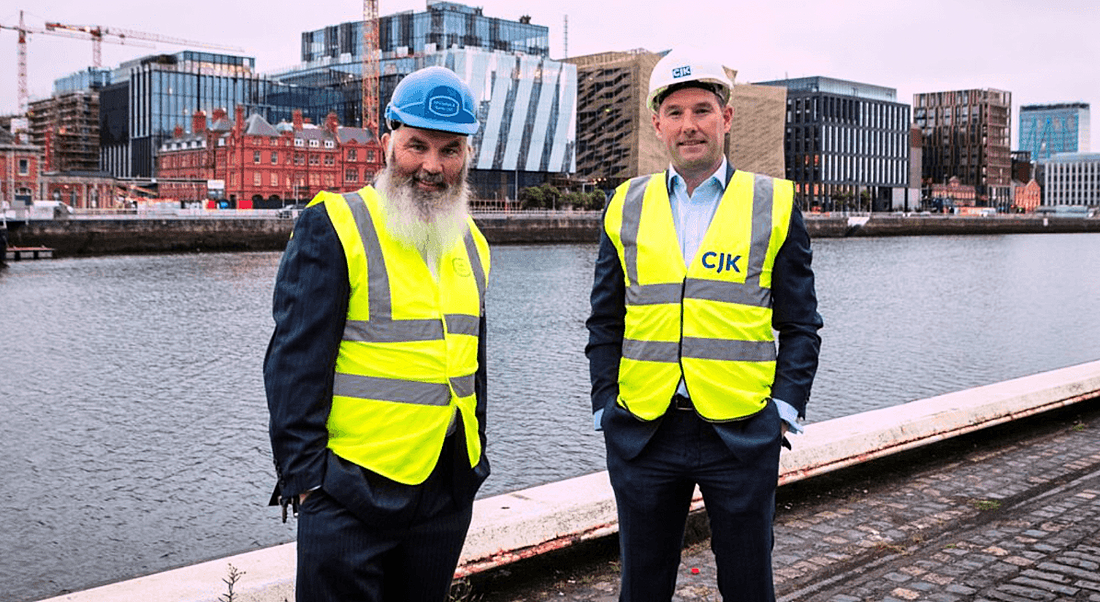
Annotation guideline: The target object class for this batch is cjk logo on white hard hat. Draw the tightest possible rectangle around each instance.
[671,65,692,79]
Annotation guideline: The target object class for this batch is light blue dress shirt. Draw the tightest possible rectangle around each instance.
[595,158,802,435]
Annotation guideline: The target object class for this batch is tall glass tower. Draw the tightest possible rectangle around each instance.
[1019,103,1090,161]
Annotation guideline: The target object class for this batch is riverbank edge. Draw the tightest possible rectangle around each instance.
[5,214,1100,257]
[34,359,1100,602]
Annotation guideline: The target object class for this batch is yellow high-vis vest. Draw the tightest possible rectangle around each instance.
[314,188,490,485]
[604,170,793,421]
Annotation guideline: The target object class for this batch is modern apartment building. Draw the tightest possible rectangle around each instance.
[757,76,911,211]
[565,50,787,191]
[1042,152,1100,208]
[913,88,1012,207]
[1019,103,1090,161]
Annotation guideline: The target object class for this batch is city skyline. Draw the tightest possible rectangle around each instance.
[2,0,1098,151]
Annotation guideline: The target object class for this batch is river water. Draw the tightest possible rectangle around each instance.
[2,233,1100,600]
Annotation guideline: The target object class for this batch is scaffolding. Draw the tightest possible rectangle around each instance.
[29,91,101,173]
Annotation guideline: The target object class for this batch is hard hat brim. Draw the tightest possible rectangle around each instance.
[648,79,731,112]
[385,105,480,136]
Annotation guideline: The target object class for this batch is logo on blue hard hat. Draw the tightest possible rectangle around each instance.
[428,87,462,118]
[672,65,692,79]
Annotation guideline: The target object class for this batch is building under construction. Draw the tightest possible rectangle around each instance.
[28,90,101,173]
[564,49,787,191]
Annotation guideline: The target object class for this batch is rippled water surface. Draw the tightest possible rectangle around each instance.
[2,234,1099,601]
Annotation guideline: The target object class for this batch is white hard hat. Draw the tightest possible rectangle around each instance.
[647,49,733,112]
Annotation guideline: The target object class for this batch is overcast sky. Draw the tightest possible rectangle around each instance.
[3,0,1098,150]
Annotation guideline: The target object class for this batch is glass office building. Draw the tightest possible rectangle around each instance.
[273,1,575,199]
[98,51,346,178]
[1042,152,1100,207]
[53,68,113,95]
[1019,103,1090,161]
[301,1,549,62]
[756,76,910,211]
[101,52,265,178]
[87,0,572,194]
[379,48,576,199]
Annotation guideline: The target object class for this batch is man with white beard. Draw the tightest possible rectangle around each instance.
[265,66,490,602]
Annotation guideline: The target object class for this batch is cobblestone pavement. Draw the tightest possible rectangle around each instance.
[466,398,1100,602]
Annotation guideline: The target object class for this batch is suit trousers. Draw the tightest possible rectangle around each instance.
[294,436,474,602]
[606,403,782,602]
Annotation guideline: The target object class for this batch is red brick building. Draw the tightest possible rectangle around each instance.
[1,128,41,208]
[1012,179,1041,213]
[40,172,117,209]
[930,175,977,209]
[158,107,383,209]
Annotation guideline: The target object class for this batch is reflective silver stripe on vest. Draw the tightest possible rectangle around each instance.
[620,176,653,288]
[334,373,451,406]
[744,174,776,287]
[445,314,480,336]
[450,374,476,398]
[625,282,682,305]
[463,231,488,311]
[682,337,777,362]
[343,192,392,320]
[344,319,444,342]
[683,278,771,308]
[624,337,776,363]
[621,338,679,363]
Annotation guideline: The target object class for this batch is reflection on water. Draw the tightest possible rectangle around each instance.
[2,233,1099,601]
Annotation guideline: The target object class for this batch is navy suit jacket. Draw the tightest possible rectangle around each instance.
[585,167,823,461]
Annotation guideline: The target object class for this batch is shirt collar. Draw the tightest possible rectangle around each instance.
[666,156,730,196]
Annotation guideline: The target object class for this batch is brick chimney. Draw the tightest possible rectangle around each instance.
[192,110,207,135]
[174,124,184,138]
[234,105,245,132]
[325,112,339,135]
[212,107,228,123]
[292,110,304,132]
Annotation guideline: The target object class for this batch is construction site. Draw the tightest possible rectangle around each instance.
[0,0,394,209]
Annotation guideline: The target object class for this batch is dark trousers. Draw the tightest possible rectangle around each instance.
[606,405,781,602]
[295,436,476,602]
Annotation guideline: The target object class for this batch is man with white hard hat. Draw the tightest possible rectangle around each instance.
[586,48,823,601]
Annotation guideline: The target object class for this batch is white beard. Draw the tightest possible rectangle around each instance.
[375,161,471,267]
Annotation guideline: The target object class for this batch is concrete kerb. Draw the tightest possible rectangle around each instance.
[36,359,1100,602]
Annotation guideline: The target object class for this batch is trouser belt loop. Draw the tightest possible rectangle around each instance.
[671,394,694,411]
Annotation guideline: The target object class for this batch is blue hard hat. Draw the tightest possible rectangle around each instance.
[385,66,479,136]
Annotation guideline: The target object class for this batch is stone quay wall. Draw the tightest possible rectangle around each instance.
[3,213,1099,257]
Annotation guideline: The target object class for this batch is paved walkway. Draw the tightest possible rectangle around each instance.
[465,397,1100,602]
